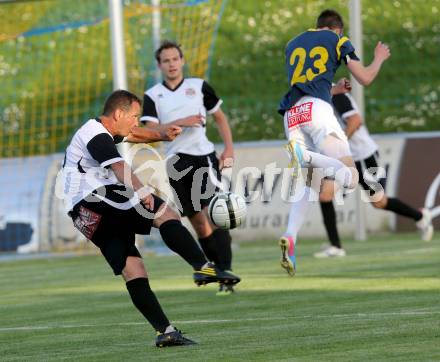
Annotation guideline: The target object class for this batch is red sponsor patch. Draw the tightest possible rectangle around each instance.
[73,206,102,240]
[287,102,313,129]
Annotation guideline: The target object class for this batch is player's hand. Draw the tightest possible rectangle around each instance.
[219,150,234,170]
[374,41,391,63]
[180,114,205,127]
[126,126,139,139]
[138,187,154,210]
[333,78,351,95]
[141,194,154,210]
[162,125,182,141]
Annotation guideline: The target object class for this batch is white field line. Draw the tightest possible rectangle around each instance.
[400,247,439,255]
[1,310,439,333]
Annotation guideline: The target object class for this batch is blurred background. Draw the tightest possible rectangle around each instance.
[1,0,439,254]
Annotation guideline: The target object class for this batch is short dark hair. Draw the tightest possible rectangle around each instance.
[155,40,183,63]
[102,90,141,116]
[316,9,344,29]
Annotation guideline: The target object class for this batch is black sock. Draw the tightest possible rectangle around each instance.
[385,198,422,221]
[320,201,342,249]
[199,234,219,264]
[159,219,207,270]
[126,278,170,333]
[212,229,232,271]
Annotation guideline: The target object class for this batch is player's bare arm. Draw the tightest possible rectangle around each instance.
[110,160,154,210]
[212,108,234,169]
[143,115,204,130]
[347,42,391,86]
[161,124,182,140]
[126,125,182,142]
[171,114,205,128]
[344,114,362,139]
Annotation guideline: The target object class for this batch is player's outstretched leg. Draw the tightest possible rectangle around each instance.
[184,208,240,288]
[157,216,241,286]
[123,258,197,348]
[380,197,434,242]
[286,138,357,190]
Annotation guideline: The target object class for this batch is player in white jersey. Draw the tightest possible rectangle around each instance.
[140,40,238,295]
[60,90,240,347]
[277,9,391,276]
[315,90,434,257]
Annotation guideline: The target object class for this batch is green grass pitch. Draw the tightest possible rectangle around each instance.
[0,233,439,361]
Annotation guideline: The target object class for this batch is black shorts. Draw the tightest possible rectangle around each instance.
[166,152,220,217]
[70,185,164,275]
[355,152,387,196]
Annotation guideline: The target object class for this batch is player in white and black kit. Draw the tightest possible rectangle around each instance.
[315,90,434,258]
[140,40,238,295]
[60,90,240,347]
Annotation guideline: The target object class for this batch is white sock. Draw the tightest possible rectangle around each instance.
[165,325,176,334]
[284,186,314,245]
[302,149,354,188]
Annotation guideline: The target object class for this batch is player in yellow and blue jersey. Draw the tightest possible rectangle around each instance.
[277,9,391,276]
[280,25,357,108]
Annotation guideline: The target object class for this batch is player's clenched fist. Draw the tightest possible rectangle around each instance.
[162,125,182,141]
[137,186,155,210]
[332,78,351,95]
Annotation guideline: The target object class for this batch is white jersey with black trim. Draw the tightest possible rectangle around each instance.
[141,78,222,156]
[61,119,125,213]
[332,93,378,162]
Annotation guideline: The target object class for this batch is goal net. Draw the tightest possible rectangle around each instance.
[0,0,226,253]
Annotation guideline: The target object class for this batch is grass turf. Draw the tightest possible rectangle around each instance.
[0,233,439,361]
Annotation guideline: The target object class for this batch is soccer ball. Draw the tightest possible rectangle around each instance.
[208,192,247,230]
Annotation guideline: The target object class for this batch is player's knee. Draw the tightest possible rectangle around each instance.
[320,179,336,202]
[153,204,180,228]
[122,256,147,281]
[372,197,387,209]
[190,212,212,238]
[346,167,359,190]
[319,188,334,202]
[195,225,212,239]
[164,204,181,219]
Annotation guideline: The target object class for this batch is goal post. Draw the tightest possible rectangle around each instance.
[349,0,367,241]
[0,0,227,253]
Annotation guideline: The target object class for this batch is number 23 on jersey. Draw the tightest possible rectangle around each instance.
[289,46,329,85]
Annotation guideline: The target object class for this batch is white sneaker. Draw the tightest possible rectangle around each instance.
[314,245,346,258]
[416,208,434,242]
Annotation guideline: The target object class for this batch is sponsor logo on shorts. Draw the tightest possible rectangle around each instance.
[73,206,102,240]
[287,102,313,129]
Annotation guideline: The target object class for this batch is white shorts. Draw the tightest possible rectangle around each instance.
[283,96,348,153]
